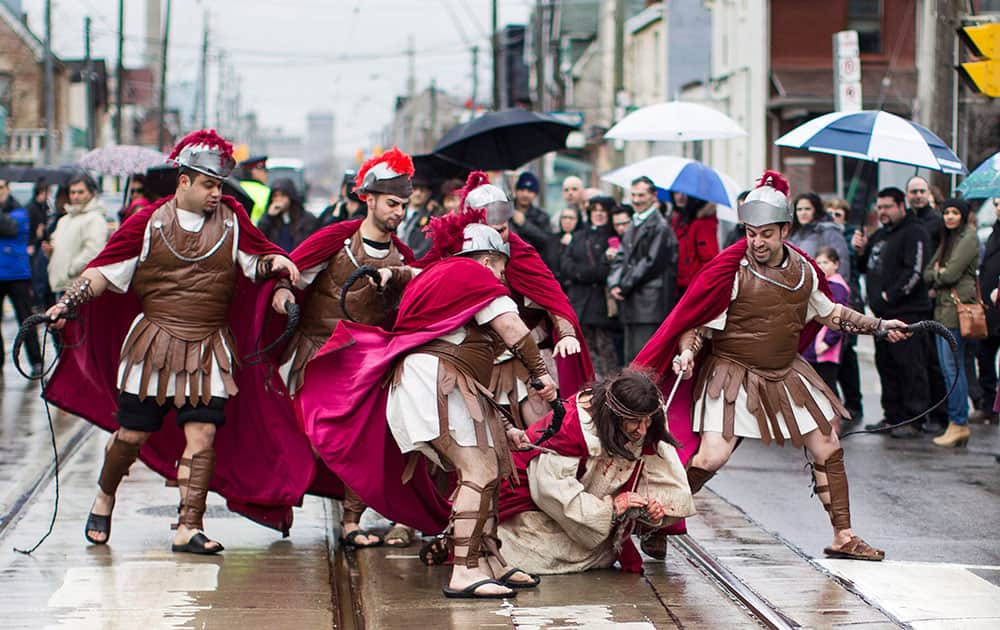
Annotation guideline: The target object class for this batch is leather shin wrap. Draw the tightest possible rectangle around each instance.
[60,276,94,313]
[831,307,882,336]
[178,448,216,530]
[97,432,141,496]
[510,333,548,380]
[814,448,851,531]
[686,465,716,495]
[449,478,498,569]
[342,486,367,525]
[678,328,705,356]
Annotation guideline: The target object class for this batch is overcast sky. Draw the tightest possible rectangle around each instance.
[23,0,532,153]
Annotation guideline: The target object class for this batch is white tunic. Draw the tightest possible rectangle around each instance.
[96,207,259,401]
[693,259,838,440]
[386,296,518,469]
[497,399,695,574]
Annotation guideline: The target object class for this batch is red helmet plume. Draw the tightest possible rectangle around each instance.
[420,207,487,261]
[353,146,415,201]
[457,171,492,211]
[755,169,789,196]
[168,129,233,161]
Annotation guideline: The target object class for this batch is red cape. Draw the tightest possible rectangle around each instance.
[416,232,594,393]
[296,257,511,533]
[44,195,314,535]
[247,219,417,499]
[497,394,650,572]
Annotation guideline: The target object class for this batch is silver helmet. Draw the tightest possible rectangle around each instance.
[738,180,791,227]
[172,142,236,179]
[457,223,510,258]
[464,183,514,224]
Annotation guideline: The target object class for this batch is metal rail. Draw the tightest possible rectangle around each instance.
[671,534,800,630]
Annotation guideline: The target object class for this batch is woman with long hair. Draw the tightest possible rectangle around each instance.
[923,198,979,447]
[788,192,851,278]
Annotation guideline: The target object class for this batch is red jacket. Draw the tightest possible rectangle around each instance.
[672,213,719,290]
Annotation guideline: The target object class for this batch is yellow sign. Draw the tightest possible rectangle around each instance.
[958,23,1000,98]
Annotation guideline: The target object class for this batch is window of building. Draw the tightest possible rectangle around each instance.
[0,73,12,119]
[976,0,1000,12]
[848,0,882,54]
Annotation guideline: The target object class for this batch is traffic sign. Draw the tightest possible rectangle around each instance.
[833,30,863,112]
[957,23,1000,98]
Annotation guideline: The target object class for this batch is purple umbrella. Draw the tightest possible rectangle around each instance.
[79,145,167,177]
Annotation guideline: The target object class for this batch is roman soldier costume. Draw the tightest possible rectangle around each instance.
[633,171,887,561]
[415,172,594,427]
[45,130,314,544]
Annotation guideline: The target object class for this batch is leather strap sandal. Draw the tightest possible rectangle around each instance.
[497,567,540,589]
[823,536,885,561]
[384,523,412,547]
[171,532,224,555]
[442,578,515,599]
[419,535,450,566]
[341,528,383,548]
[84,506,113,545]
[640,533,668,560]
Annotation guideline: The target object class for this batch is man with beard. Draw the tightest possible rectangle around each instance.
[44,130,304,553]
[271,147,418,548]
[417,172,593,429]
[635,171,911,561]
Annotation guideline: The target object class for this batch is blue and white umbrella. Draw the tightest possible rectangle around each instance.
[602,155,742,222]
[775,110,966,175]
[957,152,1000,199]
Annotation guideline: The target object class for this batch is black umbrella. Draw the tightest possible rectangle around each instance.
[144,164,256,213]
[432,109,577,171]
[412,153,471,183]
[0,164,77,186]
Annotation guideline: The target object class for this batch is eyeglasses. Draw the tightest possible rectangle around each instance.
[613,220,631,227]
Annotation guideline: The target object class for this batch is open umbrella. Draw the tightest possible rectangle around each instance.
[601,155,742,222]
[604,100,747,142]
[412,153,471,183]
[433,109,576,171]
[79,145,167,177]
[0,164,77,186]
[775,110,966,175]
[957,152,1000,199]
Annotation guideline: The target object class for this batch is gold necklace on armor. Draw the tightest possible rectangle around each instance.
[153,218,234,263]
[744,256,806,292]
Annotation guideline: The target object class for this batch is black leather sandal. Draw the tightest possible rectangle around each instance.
[84,511,112,545]
[171,532,224,555]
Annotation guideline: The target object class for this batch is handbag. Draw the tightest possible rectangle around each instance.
[951,280,988,340]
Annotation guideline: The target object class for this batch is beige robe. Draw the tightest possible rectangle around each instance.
[497,401,695,574]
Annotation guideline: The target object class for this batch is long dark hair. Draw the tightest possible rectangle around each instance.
[673,193,709,225]
[937,198,971,264]
[584,369,678,460]
[790,192,829,235]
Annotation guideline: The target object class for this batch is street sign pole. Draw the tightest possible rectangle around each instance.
[833,30,863,201]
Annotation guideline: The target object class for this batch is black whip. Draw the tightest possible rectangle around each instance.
[840,321,958,439]
[340,264,384,323]
[244,301,301,365]
[12,312,76,380]
[530,378,566,446]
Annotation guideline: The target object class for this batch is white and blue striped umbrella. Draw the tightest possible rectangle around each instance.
[775,110,966,175]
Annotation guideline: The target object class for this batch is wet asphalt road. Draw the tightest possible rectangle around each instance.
[707,336,1000,572]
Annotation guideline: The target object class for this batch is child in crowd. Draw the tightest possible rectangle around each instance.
[803,247,851,397]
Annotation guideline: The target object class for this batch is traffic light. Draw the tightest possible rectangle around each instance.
[957,23,1000,98]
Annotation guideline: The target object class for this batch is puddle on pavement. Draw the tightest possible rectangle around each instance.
[495,604,655,629]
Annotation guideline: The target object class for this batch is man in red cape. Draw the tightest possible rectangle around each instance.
[298,222,557,598]
[415,171,594,427]
[258,147,418,549]
[633,171,909,562]
[44,130,304,553]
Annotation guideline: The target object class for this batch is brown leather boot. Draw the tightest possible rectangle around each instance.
[686,465,716,495]
[172,448,223,554]
[816,449,884,561]
[86,432,141,544]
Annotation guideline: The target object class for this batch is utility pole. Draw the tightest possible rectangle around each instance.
[613,0,627,168]
[471,45,479,108]
[84,16,96,150]
[534,0,545,112]
[491,0,500,110]
[115,0,125,144]
[214,51,226,132]
[429,79,438,151]
[197,12,209,129]
[916,0,963,192]
[157,0,173,150]
[406,34,415,151]
[43,0,54,165]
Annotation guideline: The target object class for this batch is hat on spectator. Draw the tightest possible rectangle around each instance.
[515,172,540,193]
[739,170,792,227]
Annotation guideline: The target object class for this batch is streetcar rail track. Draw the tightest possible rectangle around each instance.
[670,533,800,629]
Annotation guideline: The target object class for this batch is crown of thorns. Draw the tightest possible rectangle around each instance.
[604,381,663,421]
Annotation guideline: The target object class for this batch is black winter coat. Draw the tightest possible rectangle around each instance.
[561,225,614,327]
[607,210,678,324]
[856,214,931,320]
[510,204,551,254]
[980,221,1000,334]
